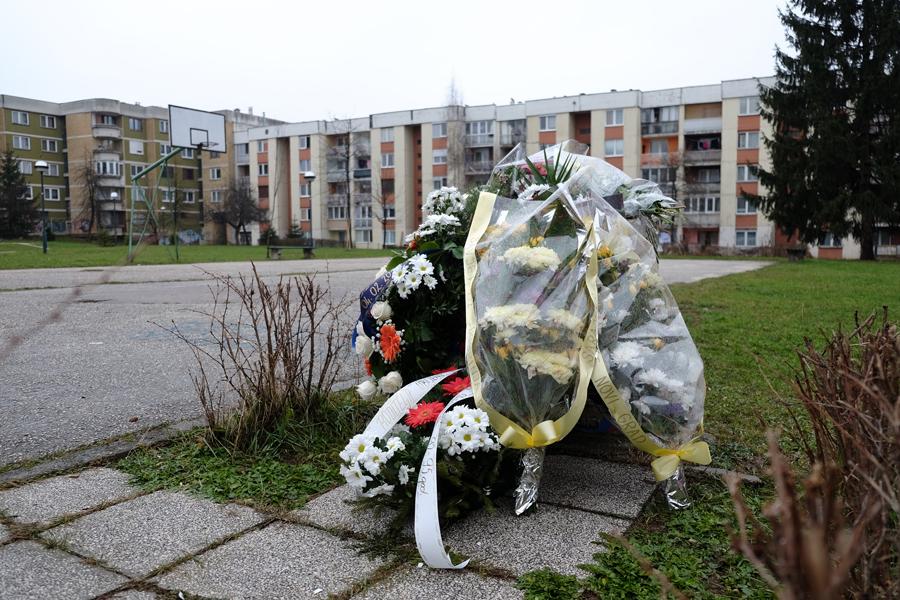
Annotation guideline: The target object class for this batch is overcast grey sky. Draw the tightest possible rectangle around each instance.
[1,0,789,123]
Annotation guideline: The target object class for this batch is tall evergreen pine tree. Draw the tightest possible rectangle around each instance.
[759,0,900,259]
[0,150,39,239]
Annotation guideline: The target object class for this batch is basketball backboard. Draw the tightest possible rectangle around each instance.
[168,105,226,152]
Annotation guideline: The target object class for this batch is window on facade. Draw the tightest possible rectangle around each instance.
[48,163,60,176]
[739,96,760,115]
[381,128,394,143]
[377,152,393,168]
[183,168,195,180]
[819,232,842,247]
[23,186,33,200]
[44,188,60,201]
[181,148,194,159]
[694,167,721,183]
[128,117,142,131]
[40,139,58,152]
[604,139,624,156]
[11,110,30,125]
[159,143,172,155]
[257,140,268,152]
[183,191,196,203]
[161,166,174,178]
[130,165,141,178]
[299,183,311,197]
[641,106,679,123]
[40,115,56,128]
[384,230,396,246]
[128,140,144,155]
[737,131,760,149]
[384,204,396,219]
[433,176,448,190]
[12,136,30,150]
[299,135,310,149]
[18,160,33,175]
[95,161,122,176]
[649,139,668,154]
[258,163,269,176]
[211,190,222,203]
[432,122,447,138]
[736,196,758,214]
[735,229,758,247]
[300,207,312,221]
[299,159,311,171]
[328,206,346,220]
[686,196,720,213]
[159,119,169,133]
[99,114,117,126]
[606,109,624,126]
[737,164,759,182]
[539,115,556,131]
[641,167,677,183]
[209,151,220,159]
[210,167,222,180]
[433,148,448,164]
[161,189,175,203]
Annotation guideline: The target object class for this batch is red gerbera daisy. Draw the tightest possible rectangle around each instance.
[431,366,457,375]
[441,376,471,397]
[405,401,445,428]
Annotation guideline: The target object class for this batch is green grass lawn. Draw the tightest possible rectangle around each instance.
[0,239,394,269]
[671,259,900,473]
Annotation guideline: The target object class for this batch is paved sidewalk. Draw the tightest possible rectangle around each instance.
[0,453,656,599]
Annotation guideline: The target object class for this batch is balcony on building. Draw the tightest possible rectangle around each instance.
[640,151,671,166]
[327,194,348,206]
[93,146,122,161]
[466,133,494,147]
[353,167,372,179]
[641,105,679,137]
[326,169,349,183]
[466,160,493,175]
[499,120,527,147]
[92,124,122,139]
[683,134,722,165]
[682,117,722,135]
[682,212,721,228]
[641,121,678,136]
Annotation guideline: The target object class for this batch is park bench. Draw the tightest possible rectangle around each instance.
[267,240,315,259]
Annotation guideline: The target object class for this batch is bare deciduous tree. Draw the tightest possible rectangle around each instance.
[207,176,267,244]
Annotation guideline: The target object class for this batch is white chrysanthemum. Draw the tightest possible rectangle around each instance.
[422,213,461,229]
[361,447,389,476]
[398,464,415,485]
[503,245,561,273]
[361,483,395,498]
[481,304,541,331]
[340,463,372,489]
[396,280,410,299]
[423,186,466,216]
[385,436,405,454]
[610,341,651,368]
[340,433,375,463]
[546,308,583,331]
[518,183,551,200]
[517,350,576,385]
[423,275,438,290]
[409,254,434,276]
[637,368,685,393]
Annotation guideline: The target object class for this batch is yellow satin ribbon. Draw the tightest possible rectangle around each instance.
[650,441,712,481]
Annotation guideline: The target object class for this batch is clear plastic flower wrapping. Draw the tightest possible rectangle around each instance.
[470,142,705,510]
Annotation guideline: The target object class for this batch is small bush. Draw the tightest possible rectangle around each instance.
[730,311,899,599]
[96,230,115,246]
[168,264,354,453]
[518,568,582,600]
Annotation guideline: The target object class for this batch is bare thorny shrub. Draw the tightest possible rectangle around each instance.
[729,311,899,599]
[168,264,355,453]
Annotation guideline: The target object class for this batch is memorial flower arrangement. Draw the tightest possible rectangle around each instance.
[342,142,710,568]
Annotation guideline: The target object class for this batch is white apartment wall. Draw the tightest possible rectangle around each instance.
[370,129,384,249]
[526,115,540,155]
[590,110,605,159]
[310,134,327,240]
[757,112,775,248]
[622,107,641,178]
[394,126,414,242]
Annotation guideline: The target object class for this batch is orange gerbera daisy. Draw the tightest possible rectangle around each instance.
[364,358,373,376]
[405,401,445,428]
[379,323,402,362]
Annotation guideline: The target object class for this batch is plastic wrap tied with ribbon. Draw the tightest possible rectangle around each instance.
[464,142,711,512]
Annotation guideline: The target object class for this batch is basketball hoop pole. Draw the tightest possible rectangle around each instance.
[127,146,186,262]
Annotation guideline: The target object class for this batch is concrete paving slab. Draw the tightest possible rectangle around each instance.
[446,501,628,576]
[292,484,401,536]
[109,590,158,600]
[0,540,127,599]
[156,522,384,599]
[42,490,264,578]
[0,467,137,526]
[351,565,521,599]
[541,455,656,518]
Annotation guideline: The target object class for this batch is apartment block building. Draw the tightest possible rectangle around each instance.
[0,95,279,242]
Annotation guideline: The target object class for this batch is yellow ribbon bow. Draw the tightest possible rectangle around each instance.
[497,419,563,449]
[650,441,712,481]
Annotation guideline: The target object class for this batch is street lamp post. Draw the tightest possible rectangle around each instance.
[35,160,48,254]
[110,191,119,244]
